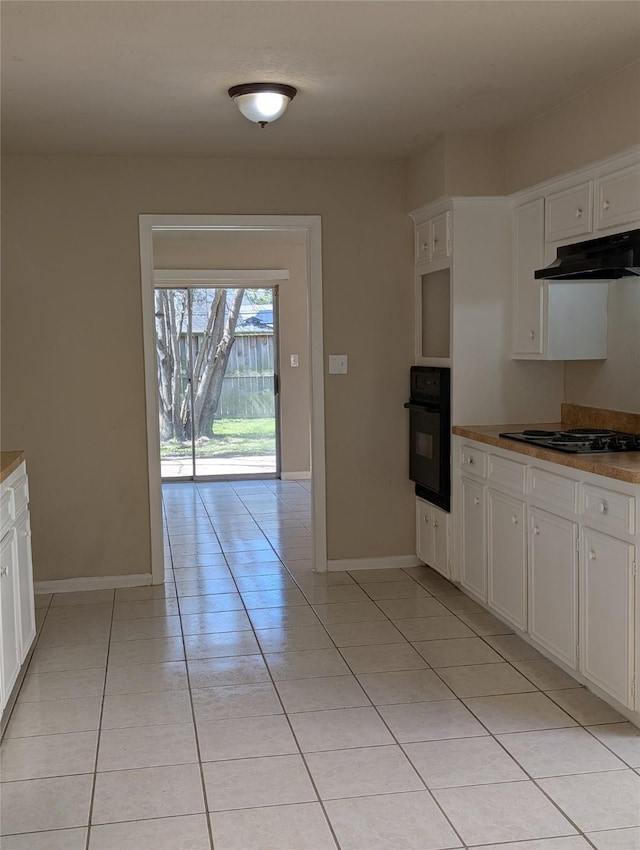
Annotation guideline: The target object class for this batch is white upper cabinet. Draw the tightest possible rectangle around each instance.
[512,199,545,356]
[595,163,640,231]
[512,199,608,361]
[414,211,452,266]
[545,182,593,242]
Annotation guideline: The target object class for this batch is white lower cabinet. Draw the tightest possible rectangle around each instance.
[460,478,486,600]
[0,529,21,708]
[487,489,527,631]
[14,511,35,660]
[580,528,635,708]
[416,498,450,579]
[0,461,36,719]
[529,507,578,669]
[454,437,638,719]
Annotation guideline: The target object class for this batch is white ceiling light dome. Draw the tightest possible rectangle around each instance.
[228,83,297,128]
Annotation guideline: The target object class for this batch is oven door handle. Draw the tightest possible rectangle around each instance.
[404,402,439,412]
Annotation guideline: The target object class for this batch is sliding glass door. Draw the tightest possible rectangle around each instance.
[154,286,279,480]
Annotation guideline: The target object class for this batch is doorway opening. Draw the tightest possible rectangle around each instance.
[139,215,326,583]
[155,285,281,481]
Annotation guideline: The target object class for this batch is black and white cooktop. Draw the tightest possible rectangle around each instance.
[499,428,640,455]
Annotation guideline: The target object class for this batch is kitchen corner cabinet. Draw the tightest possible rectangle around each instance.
[0,461,36,718]
[512,198,608,360]
[416,498,450,579]
[453,437,638,718]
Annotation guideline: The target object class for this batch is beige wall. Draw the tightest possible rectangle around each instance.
[505,61,640,193]
[1,155,414,581]
[406,132,506,211]
[153,235,311,474]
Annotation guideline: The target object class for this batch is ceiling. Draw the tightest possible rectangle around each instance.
[2,1,640,160]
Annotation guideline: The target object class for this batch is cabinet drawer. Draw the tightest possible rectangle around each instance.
[546,182,593,242]
[595,164,640,231]
[0,488,15,538]
[487,454,527,493]
[530,468,578,514]
[415,221,431,263]
[459,444,487,478]
[11,473,29,517]
[581,484,635,535]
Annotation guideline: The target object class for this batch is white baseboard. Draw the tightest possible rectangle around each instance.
[327,555,422,572]
[34,573,153,595]
[280,471,311,480]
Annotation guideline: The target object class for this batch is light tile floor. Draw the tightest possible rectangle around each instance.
[2,479,640,849]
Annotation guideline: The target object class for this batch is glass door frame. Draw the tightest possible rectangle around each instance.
[154,281,282,483]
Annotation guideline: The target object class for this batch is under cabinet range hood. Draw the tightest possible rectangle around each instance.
[534,229,640,280]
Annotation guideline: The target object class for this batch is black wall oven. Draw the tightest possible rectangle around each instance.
[404,366,451,512]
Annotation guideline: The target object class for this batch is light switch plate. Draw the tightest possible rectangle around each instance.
[329,354,348,374]
[290,354,299,367]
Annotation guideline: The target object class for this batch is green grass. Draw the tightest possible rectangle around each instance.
[160,418,276,459]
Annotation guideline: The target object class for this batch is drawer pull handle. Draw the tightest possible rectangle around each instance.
[533,525,540,535]
[598,501,608,514]
[0,566,8,577]
[589,549,597,560]
[603,199,611,211]
[473,497,480,506]
[575,208,583,218]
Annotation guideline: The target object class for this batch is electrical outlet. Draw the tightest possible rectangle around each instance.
[290,354,299,367]
[328,354,348,374]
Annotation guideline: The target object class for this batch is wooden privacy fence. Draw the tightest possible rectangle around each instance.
[217,333,275,419]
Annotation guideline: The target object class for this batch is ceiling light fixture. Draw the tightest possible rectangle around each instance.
[228,83,297,128]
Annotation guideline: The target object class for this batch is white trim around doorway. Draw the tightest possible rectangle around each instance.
[139,214,327,583]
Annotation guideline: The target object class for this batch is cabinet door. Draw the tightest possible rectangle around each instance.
[545,182,593,242]
[580,528,634,708]
[416,500,434,566]
[595,164,640,231]
[460,478,486,601]
[14,511,35,662]
[488,489,527,630]
[512,199,544,356]
[415,221,431,264]
[430,212,451,262]
[0,530,21,711]
[431,506,450,579]
[529,508,578,669]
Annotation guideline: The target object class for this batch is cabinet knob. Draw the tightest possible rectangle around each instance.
[473,497,480,506]
[529,330,535,339]
[433,520,439,528]
[424,516,430,524]
[603,199,611,211]
[589,549,597,560]
[422,242,429,252]
[466,457,474,465]
[533,525,540,535]
[0,566,8,577]
[575,208,583,218]
[512,516,519,524]
[433,237,439,245]
[598,501,608,514]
